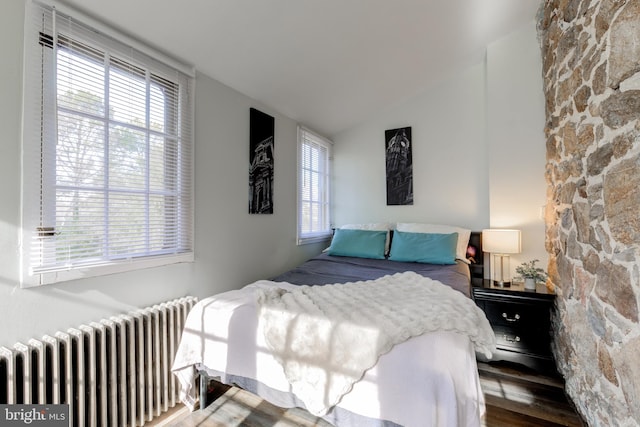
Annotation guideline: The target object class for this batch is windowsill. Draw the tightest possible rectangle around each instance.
[21,252,194,288]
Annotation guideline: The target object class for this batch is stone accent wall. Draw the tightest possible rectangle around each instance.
[538,1,640,425]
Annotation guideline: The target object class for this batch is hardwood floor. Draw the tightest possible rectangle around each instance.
[153,361,584,427]
[478,362,584,426]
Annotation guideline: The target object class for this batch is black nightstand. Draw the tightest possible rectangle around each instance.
[472,279,557,374]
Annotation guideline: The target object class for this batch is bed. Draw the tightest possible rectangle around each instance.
[172,223,495,427]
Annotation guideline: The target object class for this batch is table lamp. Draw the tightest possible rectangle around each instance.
[482,229,521,287]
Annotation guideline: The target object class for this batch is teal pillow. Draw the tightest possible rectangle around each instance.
[388,231,458,264]
[327,229,387,259]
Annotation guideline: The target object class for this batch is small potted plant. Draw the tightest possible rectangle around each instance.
[515,259,548,290]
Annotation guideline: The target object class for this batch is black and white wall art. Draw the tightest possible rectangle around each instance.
[249,108,275,214]
[385,126,413,205]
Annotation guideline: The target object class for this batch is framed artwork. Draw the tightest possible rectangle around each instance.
[249,108,275,214]
[385,126,413,205]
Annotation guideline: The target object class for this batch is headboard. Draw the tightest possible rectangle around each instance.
[468,231,483,286]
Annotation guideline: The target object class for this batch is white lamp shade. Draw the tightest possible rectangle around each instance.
[482,229,521,254]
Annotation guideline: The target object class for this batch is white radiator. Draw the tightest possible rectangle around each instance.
[0,296,198,427]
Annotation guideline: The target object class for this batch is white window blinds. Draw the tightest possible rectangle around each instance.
[297,127,332,244]
[21,1,194,286]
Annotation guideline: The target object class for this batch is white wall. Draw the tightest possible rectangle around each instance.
[486,20,547,275]
[0,0,321,346]
[333,21,546,280]
[332,63,490,232]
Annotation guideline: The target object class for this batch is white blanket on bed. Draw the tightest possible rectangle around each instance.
[255,271,495,416]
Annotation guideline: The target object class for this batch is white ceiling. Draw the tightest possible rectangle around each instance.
[58,0,541,137]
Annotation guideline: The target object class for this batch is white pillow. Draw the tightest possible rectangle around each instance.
[341,223,393,254]
[395,223,472,263]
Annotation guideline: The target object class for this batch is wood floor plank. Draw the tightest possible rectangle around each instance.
[477,361,564,389]
[163,386,332,427]
[482,404,568,427]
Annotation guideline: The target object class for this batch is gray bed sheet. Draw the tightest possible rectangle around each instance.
[271,252,472,297]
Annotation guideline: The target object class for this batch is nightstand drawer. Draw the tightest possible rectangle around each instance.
[480,300,549,329]
[493,326,552,356]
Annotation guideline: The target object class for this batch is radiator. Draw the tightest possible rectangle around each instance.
[0,296,198,427]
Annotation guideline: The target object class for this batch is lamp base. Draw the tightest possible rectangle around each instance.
[491,253,512,288]
[493,280,511,288]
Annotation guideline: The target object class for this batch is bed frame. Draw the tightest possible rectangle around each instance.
[468,231,484,286]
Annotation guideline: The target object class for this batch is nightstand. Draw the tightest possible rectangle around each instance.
[472,279,557,374]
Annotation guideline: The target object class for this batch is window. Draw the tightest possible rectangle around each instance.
[21,2,194,287]
[297,127,332,245]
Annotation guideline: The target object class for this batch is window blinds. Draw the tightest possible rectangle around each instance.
[22,1,194,286]
[298,127,332,244]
